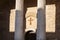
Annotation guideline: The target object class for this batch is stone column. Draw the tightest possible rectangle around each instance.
[36,0,46,40]
[14,0,24,40]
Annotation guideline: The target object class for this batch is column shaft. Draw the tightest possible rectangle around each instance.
[14,0,24,40]
[36,0,46,40]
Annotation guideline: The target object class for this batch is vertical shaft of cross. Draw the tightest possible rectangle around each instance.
[14,0,24,40]
[36,0,46,40]
[28,17,33,25]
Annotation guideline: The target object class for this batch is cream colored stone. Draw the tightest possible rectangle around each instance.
[9,9,15,32]
[46,4,56,32]
[25,7,37,32]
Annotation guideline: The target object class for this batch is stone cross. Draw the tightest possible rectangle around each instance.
[28,17,33,25]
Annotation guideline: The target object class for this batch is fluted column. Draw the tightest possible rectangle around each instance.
[14,0,24,40]
[36,0,46,40]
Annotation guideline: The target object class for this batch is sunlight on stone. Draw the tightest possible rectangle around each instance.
[9,4,56,33]
[9,9,15,32]
[25,7,37,32]
[46,4,56,32]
